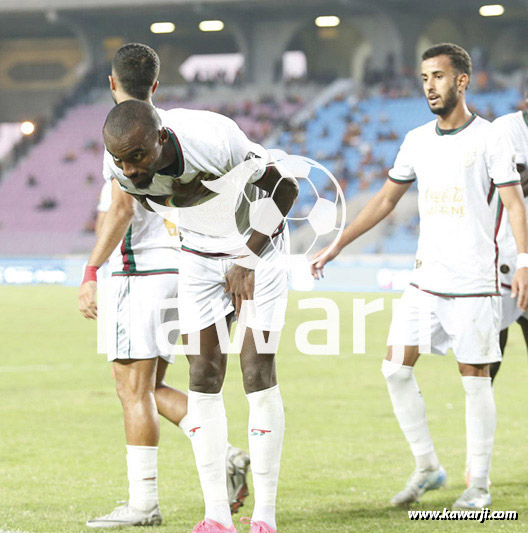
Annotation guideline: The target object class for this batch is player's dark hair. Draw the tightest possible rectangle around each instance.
[422,43,472,82]
[112,43,160,100]
[103,100,161,140]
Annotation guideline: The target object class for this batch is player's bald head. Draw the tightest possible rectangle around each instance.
[103,99,161,142]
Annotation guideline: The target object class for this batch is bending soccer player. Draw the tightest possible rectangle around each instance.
[312,43,528,510]
[78,43,250,529]
[101,98,298,533]
[491,89,528,382]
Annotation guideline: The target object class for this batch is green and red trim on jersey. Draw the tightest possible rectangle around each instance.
[435,113,477,136]
[410,283,500,298]
[523,109,528,128]
[120,226,136,273]
[165,128,185,177]
[112,268,179,277]
[495,180,521,188]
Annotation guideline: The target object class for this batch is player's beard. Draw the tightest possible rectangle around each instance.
[429,83,459,116]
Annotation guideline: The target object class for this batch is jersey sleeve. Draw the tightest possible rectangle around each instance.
[485,122,520,187]
[97,180,113,213]
[494,116,527,167]
[388,133,416,184]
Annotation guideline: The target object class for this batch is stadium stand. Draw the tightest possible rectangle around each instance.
[0,84,522,255]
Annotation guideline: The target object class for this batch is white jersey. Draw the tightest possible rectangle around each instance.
[99,167,180,275]
[106,108,275,255]
[389,114,520,296]
[494,111,528,287]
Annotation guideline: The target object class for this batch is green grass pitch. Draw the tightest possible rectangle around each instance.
[1,286,528,532]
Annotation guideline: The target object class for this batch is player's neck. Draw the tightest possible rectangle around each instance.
[157,137,177,171]
[116,93,153,106]
[436,101,473,131]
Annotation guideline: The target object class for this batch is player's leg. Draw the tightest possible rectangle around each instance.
[384,286,447,506]
[184,323,234,531]
[87,276,164,528]
[383,346,445,506]
[239,328,283,532]
[156,354,250,519]
[87,358,162,528]
[154,357,190,429]
[449,295,500,510]
[454,362,494,509]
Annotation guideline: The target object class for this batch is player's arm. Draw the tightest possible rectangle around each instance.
[78,179,135,320]
[224,164,299,316]
[246,165,299,257]
[311,178,412,279]
[498,183,528,310]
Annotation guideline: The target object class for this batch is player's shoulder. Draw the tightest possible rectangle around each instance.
[493,110,523,129]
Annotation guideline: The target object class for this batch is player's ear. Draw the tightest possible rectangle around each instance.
[151,80,159,95]
[159,127,169,145]
[457,73,469,92]
[109,75,116,91]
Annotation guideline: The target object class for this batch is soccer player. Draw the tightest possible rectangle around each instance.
[311,43,528,509]
[491,90,528,382]
[78,43,250,528]
[101,98,298,533]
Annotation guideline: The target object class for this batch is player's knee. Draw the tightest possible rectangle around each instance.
[115,374,155,403]
[242,366,273,393]
[189,360,223,393]
[381,359,412,383]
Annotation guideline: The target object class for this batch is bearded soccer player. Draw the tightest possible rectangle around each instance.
[491,87,528,383]
[101,97,298,533]
[78,43,250,529]
[312,43,528,509]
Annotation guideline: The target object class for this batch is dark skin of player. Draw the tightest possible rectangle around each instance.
[104,124,298,394]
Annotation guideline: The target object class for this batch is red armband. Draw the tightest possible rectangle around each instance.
[82,265,98,284]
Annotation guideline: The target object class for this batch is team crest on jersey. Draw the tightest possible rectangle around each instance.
[465,149,477,167]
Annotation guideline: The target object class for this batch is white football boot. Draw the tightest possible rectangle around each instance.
[86,502,162,528]
[452,486,491,510]
[390,466,447,506]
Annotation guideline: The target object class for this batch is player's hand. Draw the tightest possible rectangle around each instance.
[310,244,341,280]
[511,267,528,311]
[78,281,98,319]
[225,264,255,318]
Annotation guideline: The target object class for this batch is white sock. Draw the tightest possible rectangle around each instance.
[462,376,495,489]
[247,385,285,530]
[382,360,439,470]
[187,390,232,528]
[126,445,158,513]
[178,414,192,437]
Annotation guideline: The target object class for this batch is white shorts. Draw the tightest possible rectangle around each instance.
[106,273,179,362]
[387,285,502,364]
[178,236,289,335]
